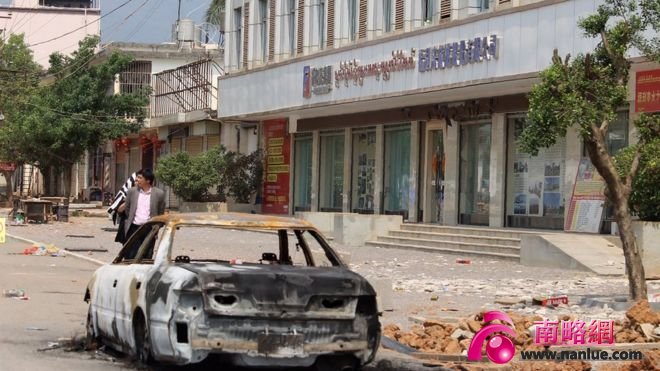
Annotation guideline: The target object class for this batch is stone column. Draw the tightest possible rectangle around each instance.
[489,113,506,227]
[408,121,420,222]
[443,120,459,226]
[310,130,320,212]
[374,125,384,215]
[343,128,352,213]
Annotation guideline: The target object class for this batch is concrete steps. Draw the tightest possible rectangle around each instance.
[366,224,528,261]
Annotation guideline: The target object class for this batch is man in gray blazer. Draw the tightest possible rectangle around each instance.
[117,168,166,258]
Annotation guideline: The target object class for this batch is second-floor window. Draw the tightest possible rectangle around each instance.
[349,0,357,41]
[259,0,268,62]
[288,0,296,55]
[423,0,435,24]
[383,0,392,32]
[318,0,326,49]
[234,7,242,67]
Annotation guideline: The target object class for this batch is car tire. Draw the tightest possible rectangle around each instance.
[133,311,152,365]
[84,306,100,351]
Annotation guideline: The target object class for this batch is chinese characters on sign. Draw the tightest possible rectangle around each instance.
[535,319,615,346]
[263,120,290,214]
[635,69,660,113]
[334,49,416,88]
[565,158,607,233]
[303,65,333,98]
[419,35,499,72]
[0,162,16,172]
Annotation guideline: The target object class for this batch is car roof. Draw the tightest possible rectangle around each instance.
[150,212,318,230]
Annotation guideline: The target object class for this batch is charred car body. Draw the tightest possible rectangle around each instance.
[84,213,380,369]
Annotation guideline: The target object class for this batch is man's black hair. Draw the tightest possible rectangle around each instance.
[137,168,155,184]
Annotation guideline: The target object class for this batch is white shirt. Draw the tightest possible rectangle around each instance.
[133,188,152,225]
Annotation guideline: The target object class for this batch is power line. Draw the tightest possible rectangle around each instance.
[28,0,134,48]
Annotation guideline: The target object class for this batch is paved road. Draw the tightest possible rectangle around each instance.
[0,236,449,371]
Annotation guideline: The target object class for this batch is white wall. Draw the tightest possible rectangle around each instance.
[219,0,610,119]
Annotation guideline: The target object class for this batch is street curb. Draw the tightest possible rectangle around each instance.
[7,233,106,267]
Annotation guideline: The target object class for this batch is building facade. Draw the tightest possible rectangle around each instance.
[0,0,100,67]
[81,40,224,204]
[222,0,652,233]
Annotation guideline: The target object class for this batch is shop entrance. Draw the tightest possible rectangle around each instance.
[383,124,411,219]
[423,123,445,224]
[459,122,491,226]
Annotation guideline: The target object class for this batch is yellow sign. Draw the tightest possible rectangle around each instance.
[267,164,290,174]
[267,174,278,182]
[268,155,284,165]
[268,138,284,146]
[0,218,5,243]
[269,146,283,155]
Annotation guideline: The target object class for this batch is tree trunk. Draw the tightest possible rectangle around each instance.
[1,171,13,205]
[41,167,52,196]
[63,166,72,198]
[584,127,647,300]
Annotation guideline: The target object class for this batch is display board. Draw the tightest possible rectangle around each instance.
[263,120,291,214]
[565,158,607,233]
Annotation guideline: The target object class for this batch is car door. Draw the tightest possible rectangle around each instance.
[113,223,164,346]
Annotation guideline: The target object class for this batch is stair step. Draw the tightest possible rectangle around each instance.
[400,224,530,239]
[389,230,520,247]
[375,236,520,255]
[365,241,520,261]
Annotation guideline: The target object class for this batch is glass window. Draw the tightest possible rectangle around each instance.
[348,0,357,41]
[351,128,376,213]
[288,0,296,55]
[459,123,491,225]
[234,7,242,67]
[505,116,566,229]
[294,135,313,211]
[383,0,392,32]
[422,0,434,24]
[607,111,629,155]
[318,0,326,49]
[320,132,344,211]
[383,125,410,217]
[259,0,268,62]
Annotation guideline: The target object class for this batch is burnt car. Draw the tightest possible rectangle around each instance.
[84,213,380,370]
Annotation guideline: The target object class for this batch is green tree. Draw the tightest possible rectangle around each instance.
[18,35,148,196]
[0,34,41,203]
[205,0,225,30]
[519,0,660,300]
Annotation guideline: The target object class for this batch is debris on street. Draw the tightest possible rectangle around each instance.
[455,259,471,265]
[384,300,660,357]
[22,243,62,257]
[3,289,25,298]
[532,295,569,307]
[64,235,94,238]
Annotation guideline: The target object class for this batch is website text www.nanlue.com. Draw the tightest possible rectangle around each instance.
[520,348,644,361]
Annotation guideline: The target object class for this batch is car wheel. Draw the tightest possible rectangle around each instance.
[84,306,100,350]
[133,312,152,364]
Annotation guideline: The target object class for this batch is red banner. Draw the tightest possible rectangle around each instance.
[0,162,16,172]
[635,69,660,113]
[262,119,290,214]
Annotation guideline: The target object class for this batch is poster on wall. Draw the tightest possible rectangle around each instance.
[565,158,607,233]
[263,119,291,214]
[507,117,566,220]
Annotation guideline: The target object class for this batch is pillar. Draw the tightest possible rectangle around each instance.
[489,113,506,227]
[443,120,459,225]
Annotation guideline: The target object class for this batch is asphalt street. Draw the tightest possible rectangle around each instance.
[0,236,449,371]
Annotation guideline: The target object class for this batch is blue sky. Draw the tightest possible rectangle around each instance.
[100,0,214,44]
[0,0,215,44]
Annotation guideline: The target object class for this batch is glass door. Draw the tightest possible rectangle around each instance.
[383,124,410,219]
[293,135,313,211]
[351,128,376,213]
[426,128,445,223]
[459,122,491,226]
[319,132,344,212]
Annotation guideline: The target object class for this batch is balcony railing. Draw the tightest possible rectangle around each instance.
[151,59,215,118]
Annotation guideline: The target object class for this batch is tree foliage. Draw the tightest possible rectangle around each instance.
[614,115,660,221]
[155,146,263,203]
[0,34,42,201]
[519,0,660,300]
